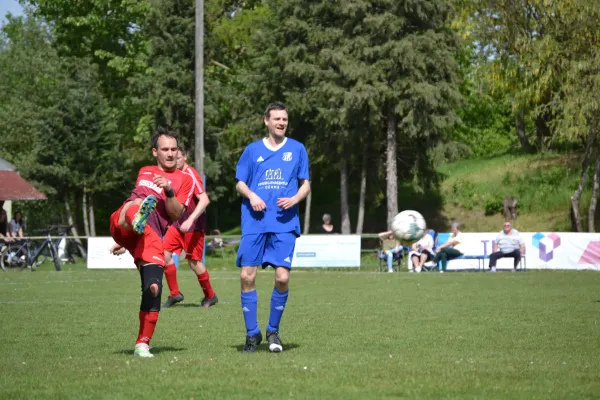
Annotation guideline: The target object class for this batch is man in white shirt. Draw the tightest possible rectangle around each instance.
[409,230,435,273]
[489,221,525,272]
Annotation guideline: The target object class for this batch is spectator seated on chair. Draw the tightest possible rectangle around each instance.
[489,221,525,272]
[377,230,402,273]
[0,209,13,251]
[205,229,224,256]
[8,211,24,239]
[432,222,465,273]
[409,229,435,273]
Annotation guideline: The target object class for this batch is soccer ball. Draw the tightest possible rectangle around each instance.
[391,210,427,243]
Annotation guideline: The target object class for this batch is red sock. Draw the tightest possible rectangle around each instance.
[197,270,215,299]
[136,311,159,345]
[164,263,180,297]
[124,204,140,226]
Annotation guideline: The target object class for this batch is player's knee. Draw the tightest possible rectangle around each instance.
[189,260,206,274]
[275,268,290,287]
[140,264,163,311]
[240,268,256,285]
[149,283,159,297]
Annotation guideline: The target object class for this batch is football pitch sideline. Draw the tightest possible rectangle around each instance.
[1,266,599,399]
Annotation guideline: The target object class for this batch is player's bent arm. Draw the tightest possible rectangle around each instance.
[165,194,186,222]
[236,180,255,200]
[185,192,210,224]
[293,179,311,203]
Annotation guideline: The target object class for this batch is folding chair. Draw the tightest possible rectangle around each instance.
[377,247,408,272]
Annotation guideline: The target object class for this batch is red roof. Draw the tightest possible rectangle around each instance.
[0,171,47,200]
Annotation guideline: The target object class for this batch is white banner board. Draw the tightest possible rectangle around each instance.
[292,234,361,268]
[87,237,135,269]
[439,232,600,271]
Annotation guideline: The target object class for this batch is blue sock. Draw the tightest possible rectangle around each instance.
[241,290,260,336]
[266,287,289,332]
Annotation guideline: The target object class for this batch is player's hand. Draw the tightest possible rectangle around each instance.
[249,193,267,212]
[277,196,298,210]
[110,244,126,256]
[180,219,194,233]
[153,174,172,191]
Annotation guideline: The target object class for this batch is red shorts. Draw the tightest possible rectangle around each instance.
[163,225,205,261]
[109,205,165,266]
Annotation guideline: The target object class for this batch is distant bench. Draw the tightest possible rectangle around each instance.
[432,233,527,272]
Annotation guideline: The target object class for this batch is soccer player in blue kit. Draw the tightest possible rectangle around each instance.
[235,102,311,352]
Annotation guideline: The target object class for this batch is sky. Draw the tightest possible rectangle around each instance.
[0,0,24,25]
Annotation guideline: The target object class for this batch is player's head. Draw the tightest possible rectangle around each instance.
[152,127,179,172]
[451,222,461,234]
[503,221,512,234]
[322,213,331,224]
[176,145,188,170]
[264,102,288,139]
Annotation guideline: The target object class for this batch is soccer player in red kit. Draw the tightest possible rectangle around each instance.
[109,128,194,358]
[162,146,218,308]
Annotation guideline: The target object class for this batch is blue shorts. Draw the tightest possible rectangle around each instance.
[236,232,297,269]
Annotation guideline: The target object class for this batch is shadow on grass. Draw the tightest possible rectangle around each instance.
[114,346,187,355]
[177,303,201,308]
[230,342,301,353]
[164,303,222,308]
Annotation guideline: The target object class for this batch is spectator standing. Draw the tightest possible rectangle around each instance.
[320,214,335,234]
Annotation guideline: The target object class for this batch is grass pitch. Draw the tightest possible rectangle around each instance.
[1,264,599,399]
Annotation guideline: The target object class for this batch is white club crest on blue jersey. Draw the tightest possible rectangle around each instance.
[256,156,264,162]
[282,152,292,161]
[265,168,282,180]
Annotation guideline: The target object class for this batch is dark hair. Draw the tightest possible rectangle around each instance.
[264,102,287,119]
[177,145,187,156]
[152,126,179,149]
[14,211,22,221]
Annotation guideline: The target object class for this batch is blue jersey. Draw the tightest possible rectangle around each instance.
[236,137,310,235]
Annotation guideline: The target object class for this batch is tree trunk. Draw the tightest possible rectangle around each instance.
[535,112,551,151]
[588,155,600,232]
[340,158,351,234]
[89,195,96,237]
[570,127,597,231]
[386,111,398,229]
[303,190,312,235]
[64,193,87,258]
[356,148,367,234]
[82,191,90,237]
[515,106,534,152]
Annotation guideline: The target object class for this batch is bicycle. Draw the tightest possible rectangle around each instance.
[0,225,72,272]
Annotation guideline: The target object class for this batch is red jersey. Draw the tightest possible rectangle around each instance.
[127,165,194,236]
[173,165,207,232]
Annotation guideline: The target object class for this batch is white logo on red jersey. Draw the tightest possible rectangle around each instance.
[282,152,292,161]
[139,180,163,194]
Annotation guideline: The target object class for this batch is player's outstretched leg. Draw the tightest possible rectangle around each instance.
[134,263,163,358]
[266,267,289,353]
[132,195,158,234]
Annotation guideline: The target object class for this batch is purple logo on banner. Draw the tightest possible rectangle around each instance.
[532,232,561,262]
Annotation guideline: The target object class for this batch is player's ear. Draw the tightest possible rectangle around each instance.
[264,116,269,126]
[152,148,158,157]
